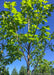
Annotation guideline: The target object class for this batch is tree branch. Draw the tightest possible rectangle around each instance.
[21,47,28,64]
[23,51,28,64]
[14,24,18,41]
[31,47,46,75]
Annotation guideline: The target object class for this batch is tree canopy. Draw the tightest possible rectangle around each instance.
[0,0,54,75]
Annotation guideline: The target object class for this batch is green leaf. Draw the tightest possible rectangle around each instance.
[11,7,17,14]
[43,26,50,30]
[53,61,54,63]
[43,1,48,3]
[51,48,54,51]
[48,13,51,16]
[45,32,50,35]
[43,19,47,22]
[32,25,40,29]
[11,2,16,7]
[42,21,45,24]
[4,2,10,9]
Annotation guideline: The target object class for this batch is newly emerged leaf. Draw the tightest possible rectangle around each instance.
[11,2,16,7]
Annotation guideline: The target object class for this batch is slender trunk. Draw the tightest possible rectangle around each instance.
[27,50,30,75]
[27,43,30,75]
[27,14,30,75]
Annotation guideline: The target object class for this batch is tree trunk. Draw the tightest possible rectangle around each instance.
[27,54,30,75]
[27,15,30,75]
[27,43,30,75]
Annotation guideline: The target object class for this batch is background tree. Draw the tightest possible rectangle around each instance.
[3,68,9,75]
[0,0,54,75]
[0,67,9,75]
[33,59,53,75]
[51,68,54,75]
[19,66,27,75]
[11,68,18,75]
[19,66,31,75]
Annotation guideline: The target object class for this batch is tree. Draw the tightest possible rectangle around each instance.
[19,66,27,75]
[51,68,54,75]
[11,68,18,75]
[19,66,31,75]
[0,0,54,75]
[0,47,9,75]
[3,68,9,75]
[0,67,9,75]
[33,59,53,75]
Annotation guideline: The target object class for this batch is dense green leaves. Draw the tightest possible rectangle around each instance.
[33,59,53,75]
[0,68,9,75]
[19,66,27,75]
[11,68,18,75]
[0,50,9,75]
[0,0,54,75]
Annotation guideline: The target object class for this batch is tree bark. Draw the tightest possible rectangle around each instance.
[28,18,30,32]
[27,52,30,75]
[27,43,30,75]
[27,14,30,75]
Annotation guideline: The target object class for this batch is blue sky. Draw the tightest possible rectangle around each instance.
[0,0,54,75]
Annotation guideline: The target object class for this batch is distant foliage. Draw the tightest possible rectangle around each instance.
[19,66,27,75]
[0,67,9,75]
[33,59,53,75]
[11,68,18,75]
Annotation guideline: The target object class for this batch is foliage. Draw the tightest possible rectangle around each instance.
[11,68,18,75]
[0,67,9,75]
[19,66,27,75]
[0,49,9,75]
[51,68,54,73]
[0,0,54,75]
[33,59,53,75]
[19,66,31,75]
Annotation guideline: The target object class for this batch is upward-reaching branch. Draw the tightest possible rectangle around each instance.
[28,16,30,31]
[21,48,28,64]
